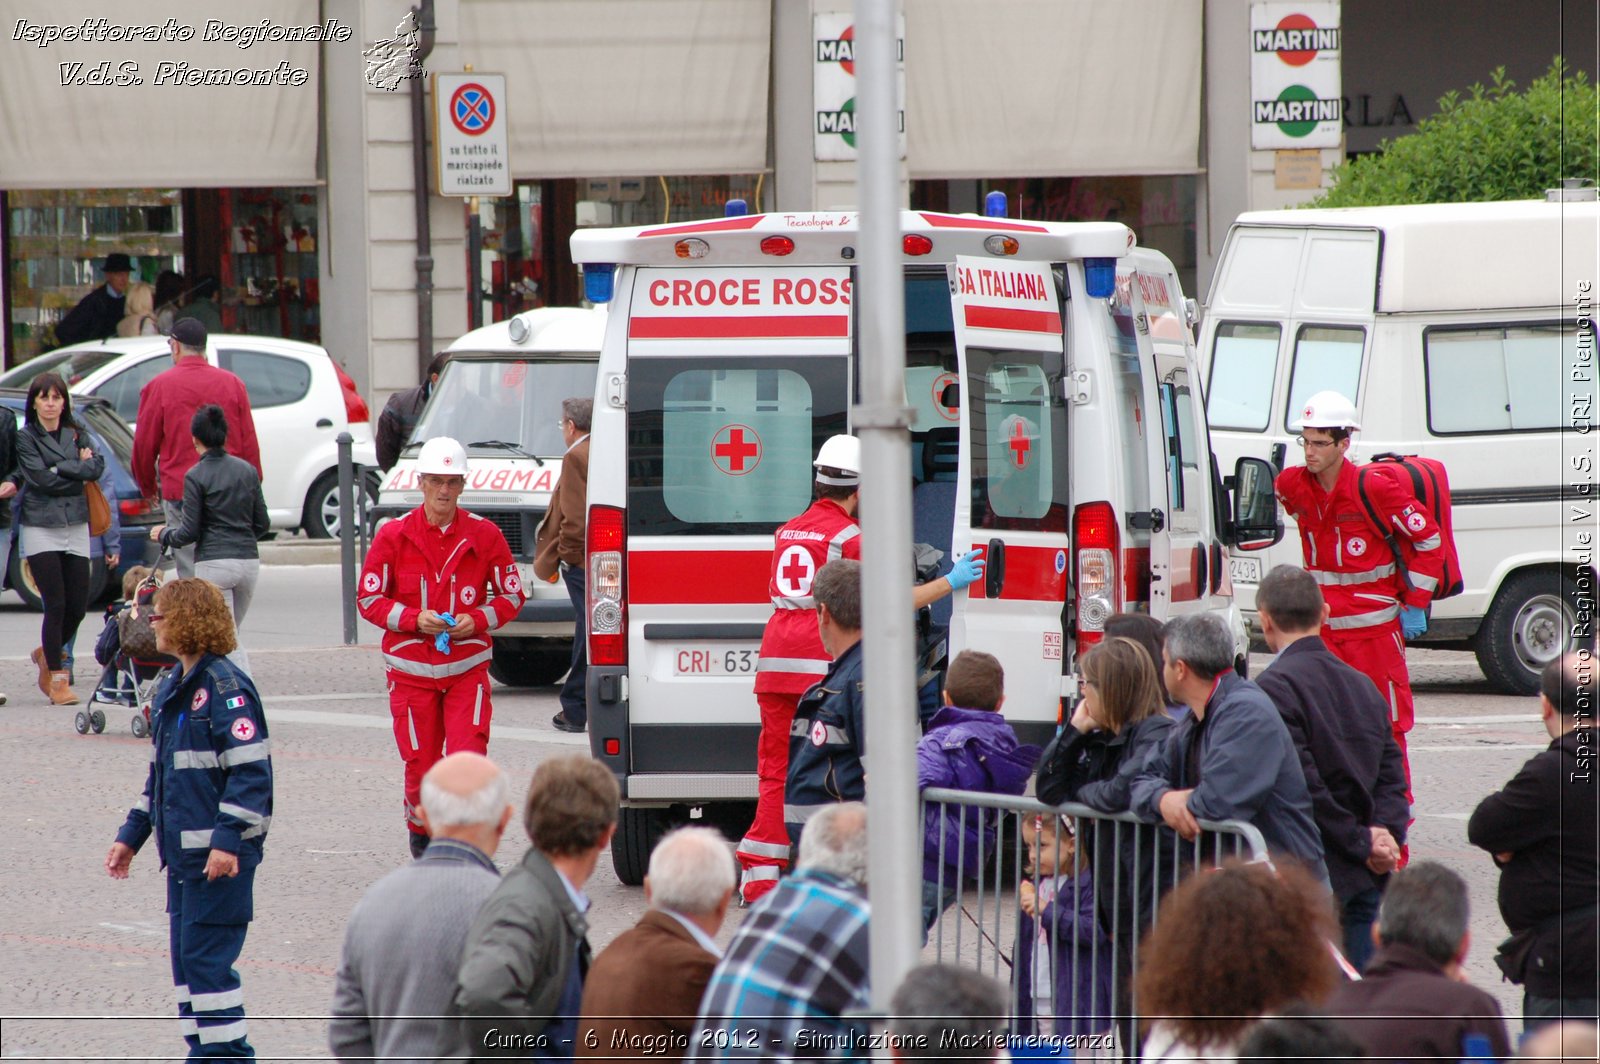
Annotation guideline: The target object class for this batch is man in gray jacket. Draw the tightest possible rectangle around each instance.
[328,752,513,1061]
[1130,613,1328,881]
[445,755,619,1060]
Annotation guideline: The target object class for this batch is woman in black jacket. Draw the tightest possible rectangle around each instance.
[16,372,108,705]
[150,405,270,675]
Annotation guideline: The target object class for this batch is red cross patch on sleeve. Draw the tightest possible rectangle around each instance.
[231,718,256,742]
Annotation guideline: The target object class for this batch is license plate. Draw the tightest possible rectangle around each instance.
[1228,555,1262,584]
[672,647,759,676]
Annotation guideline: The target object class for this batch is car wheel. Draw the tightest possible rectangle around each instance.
[488,639,572,687]
[1475,569,1579,695]
[9,539,44,611]
[610,807,673,887]
[304,469,380,540]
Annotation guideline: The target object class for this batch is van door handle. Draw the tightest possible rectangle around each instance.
[316,418,333,428]
[984,538,1006,599]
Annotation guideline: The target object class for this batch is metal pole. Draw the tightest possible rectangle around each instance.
[337,432,357,646]
[855,0,919,1011]
[467,195,483,330]
[410,1,437,380]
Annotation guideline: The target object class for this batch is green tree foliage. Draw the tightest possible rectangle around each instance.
[1313,59,1599,207]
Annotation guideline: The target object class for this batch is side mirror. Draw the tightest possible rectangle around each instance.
[1230,456,1283,550]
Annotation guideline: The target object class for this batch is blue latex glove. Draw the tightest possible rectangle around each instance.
[946,548,986,591]
[434,612,457,654]
[1400,605,1428,640]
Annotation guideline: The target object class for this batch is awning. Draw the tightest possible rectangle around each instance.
[0,0,322,189]
[906,0,1202,178]
[459,0,771,178]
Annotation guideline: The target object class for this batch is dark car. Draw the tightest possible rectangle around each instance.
[1,389,162,609]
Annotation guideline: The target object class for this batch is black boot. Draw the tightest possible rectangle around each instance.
[409,831,430,859]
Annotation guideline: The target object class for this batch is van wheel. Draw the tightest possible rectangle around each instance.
[611,807,670,886]
[1475,570,1578,695]
[304,469,380,540]
[488,640,571,687]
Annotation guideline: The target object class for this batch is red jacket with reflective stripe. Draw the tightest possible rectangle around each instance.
[1276,460,1444,634]
[755,498,861,695]
[357,506,525,683]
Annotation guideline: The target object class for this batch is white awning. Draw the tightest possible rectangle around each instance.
[0,0,322,189]
[459,0,771,178]
[906,0,1202,178]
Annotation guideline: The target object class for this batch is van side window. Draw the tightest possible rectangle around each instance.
[968,350,1067,531]
[1425,323,1591,433]
[1158,373,1203,533]
[1102,302,1153,531]
[1286,325,1364,430]
[625,357,849,534]
[1207,322,1280,431]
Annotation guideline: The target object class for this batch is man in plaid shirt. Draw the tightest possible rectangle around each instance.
[688,802,870,1062]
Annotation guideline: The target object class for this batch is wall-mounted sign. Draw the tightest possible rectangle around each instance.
[433,72,511,196]
[1250,3,1342,150]
[813,13,905,162]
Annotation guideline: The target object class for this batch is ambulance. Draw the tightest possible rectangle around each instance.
[1201,192,1599,694]
[571,205,1282,881]
[368,305,606,687]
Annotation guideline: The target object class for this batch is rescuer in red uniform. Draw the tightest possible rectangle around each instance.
[735,434,986,902]
[357,437,526,857]
[1275,392,1445,792]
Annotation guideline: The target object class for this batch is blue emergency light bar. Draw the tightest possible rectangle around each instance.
[583,263,616,304]
[1085,258,1116,299]
[984,191,1007,218]
[725,198,748,217]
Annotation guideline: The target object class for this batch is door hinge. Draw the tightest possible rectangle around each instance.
[1128,508,1166,533]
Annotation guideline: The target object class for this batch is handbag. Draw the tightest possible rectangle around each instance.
[84,480,112,537]
[118,577,163,661]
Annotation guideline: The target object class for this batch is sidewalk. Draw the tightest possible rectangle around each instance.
[258,537,346,566]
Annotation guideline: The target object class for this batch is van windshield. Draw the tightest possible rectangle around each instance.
[409,356,597,457]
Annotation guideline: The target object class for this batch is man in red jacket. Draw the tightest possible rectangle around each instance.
[734,435,985,902]
[357,436,526,857]
[131,317,262,577]
[1275,391,1446,791]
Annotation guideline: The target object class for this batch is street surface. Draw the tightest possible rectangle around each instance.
[0,565,1546,1058]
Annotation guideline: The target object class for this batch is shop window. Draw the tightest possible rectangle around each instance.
[219,188,320,344]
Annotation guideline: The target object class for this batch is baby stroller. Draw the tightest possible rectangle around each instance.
[85,569,177,737]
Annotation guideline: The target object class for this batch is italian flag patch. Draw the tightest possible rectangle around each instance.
[226,695,248,711]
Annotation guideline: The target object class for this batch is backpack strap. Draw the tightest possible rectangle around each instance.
[1356,462,1414,591]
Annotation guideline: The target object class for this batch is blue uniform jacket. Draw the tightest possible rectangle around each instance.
[783,640,866,829]
[116,653,273,878]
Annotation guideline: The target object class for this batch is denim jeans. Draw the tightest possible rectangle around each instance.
[559,564,588,724]
[1341,886,1383,972]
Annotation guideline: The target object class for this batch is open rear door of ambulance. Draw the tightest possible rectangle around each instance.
[947,257,1071,744]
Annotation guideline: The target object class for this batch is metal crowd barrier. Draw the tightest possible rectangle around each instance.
[919,788,1271,1056]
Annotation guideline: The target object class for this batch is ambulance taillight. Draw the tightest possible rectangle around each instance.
[587,505,626,665]
[1073,500,1120,655]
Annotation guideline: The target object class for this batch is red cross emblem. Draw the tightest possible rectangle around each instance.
[1007,418,1032,469]
[776,545,815,597]
[932,372,959,422]
[712,424,762,476]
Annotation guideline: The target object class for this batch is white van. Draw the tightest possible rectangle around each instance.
[368,306,605,686]
[570,207,1281,881]
[1201,193,1599,694]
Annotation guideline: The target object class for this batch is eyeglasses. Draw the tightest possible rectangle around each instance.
[1295,435,1339,450]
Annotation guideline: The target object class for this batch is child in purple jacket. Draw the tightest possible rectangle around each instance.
[1013,814,1115,1038]
[918,650,1042,935]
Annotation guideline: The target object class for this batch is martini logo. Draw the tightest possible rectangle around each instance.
[817,99,904,148]
[1252,13,1339,66]
[816,26,902,74]
[1254,84,1340,137]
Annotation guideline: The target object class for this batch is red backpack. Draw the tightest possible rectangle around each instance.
[1356,453,1464,600]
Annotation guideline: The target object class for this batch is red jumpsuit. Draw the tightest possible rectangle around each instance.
[1276,459,1445,787]
[357,507,526,839]
[736,497,861,901]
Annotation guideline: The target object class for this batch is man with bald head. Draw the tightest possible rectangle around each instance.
[329,752,512,1061]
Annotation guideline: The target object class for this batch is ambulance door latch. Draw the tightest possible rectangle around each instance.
[1065,371,1092,406]
[605,373,626,408]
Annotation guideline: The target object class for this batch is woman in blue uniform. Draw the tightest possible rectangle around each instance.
[106,577,273,1058]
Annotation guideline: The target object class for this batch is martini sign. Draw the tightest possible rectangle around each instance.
[1250,3,1341,150]
[814,13,905,162]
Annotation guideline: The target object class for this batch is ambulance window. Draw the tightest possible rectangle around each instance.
[1285,325,1364,431]
[968,349,1068,531]
[1207,322,1280,431]
[1158,372,1204,533]
[1103,301,1153,532]
[1424,323,1589,433]
[626,357,849,534]
[413,358,596,457]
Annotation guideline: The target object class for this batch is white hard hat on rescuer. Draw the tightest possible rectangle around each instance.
[416,437,469,476]
[1290,391,1362,432]
[813,434,861,485]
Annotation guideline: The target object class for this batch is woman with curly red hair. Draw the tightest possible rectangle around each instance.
[1136,861,1339,1060]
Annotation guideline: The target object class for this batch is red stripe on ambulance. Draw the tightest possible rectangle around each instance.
[918,213,1050,233]
[629,550,771,604]
[966,545,1067,602]
[962,305,1063,334]
[639,216,765,238]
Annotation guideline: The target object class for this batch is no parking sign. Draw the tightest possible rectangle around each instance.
[433,72,511,196]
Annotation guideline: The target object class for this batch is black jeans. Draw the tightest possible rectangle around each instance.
[30,550,90,671]
[560,565,588,724]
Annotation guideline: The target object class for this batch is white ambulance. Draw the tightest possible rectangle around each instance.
[1201,192,1599,694]
[368,306,606,686]
[571,207,1281,880]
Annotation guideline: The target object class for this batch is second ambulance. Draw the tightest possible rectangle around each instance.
[571,205,1281,881]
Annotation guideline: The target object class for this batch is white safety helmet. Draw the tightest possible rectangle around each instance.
[1289,390,1361,432]
[813,434,861,486]
[415,436,470,476]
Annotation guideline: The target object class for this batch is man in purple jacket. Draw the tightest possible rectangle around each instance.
[917,649,1041,933]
